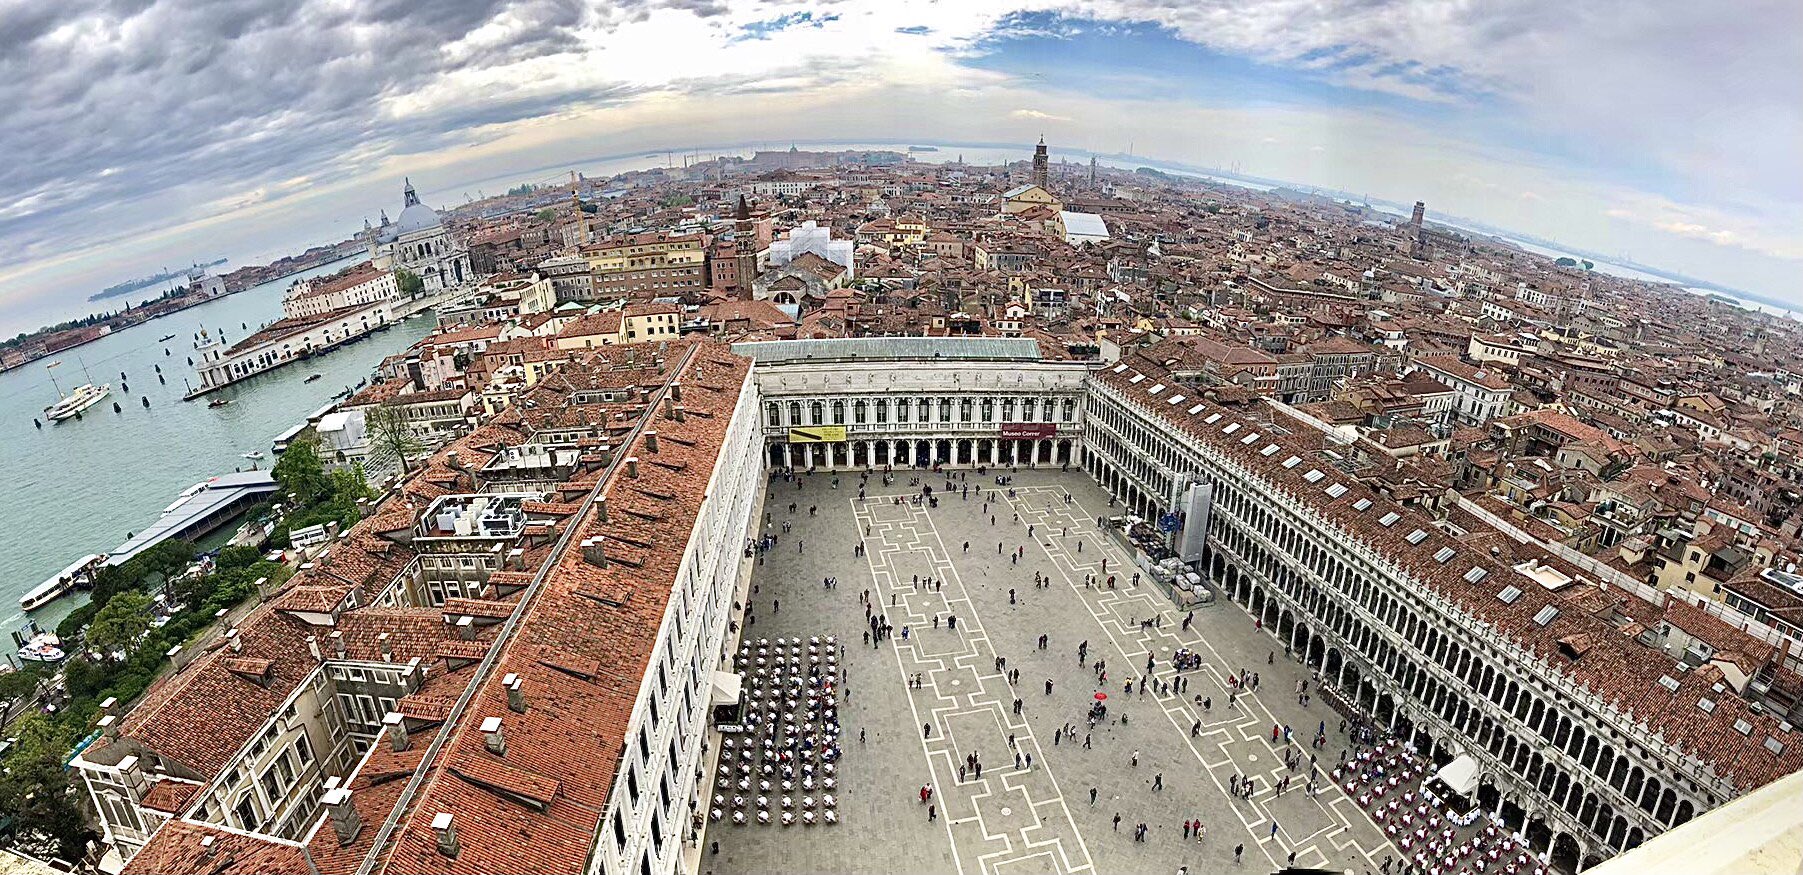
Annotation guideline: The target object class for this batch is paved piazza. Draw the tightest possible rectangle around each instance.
[702,470,1397,875]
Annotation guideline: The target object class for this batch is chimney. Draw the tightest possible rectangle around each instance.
[306,635,322,662]
[582,537,608,568]
[97,715,119,739]
[506,547,525,570]
[226,628,243,653]
[626,457,639,479]
[447,450,462,471]
[456,615,476,640]
[672,404,685,423]
[384,711,409,751]
[504,673,527,713]
[597,442,613,465]
[432,812,460,858]
[200,835,217,858]
[662,396,676,419]
[670,383,683,402]
[481,716,506,756]
[326,519,341,541]
[378,632,393,662]
[324,788,361,845]
[99,696,118,714]
[329,630,347,660]
[596,497,609,522]
[644,431,659,454]
[116,755,147,802]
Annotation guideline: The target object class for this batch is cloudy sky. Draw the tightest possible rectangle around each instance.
[0,0,1798,335]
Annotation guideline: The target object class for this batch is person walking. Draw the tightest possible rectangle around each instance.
[929,804,937,822]
[1089,787,1098,805]
[1234,843,1243,866]
[1153,772,1163,791]
[1112,813,1121,831]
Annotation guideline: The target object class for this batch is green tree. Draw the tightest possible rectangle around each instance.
[365,404,426,474]
[216,544,262,571]
[0,713,93,860]
[394,268,424,298]
[273,436,332,506]
[86,590,154,660]
[535,208,557,223]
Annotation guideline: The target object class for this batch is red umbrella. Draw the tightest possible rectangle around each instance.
[1094,692,1108,701]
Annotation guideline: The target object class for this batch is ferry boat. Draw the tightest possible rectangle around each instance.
[19,553,107,611]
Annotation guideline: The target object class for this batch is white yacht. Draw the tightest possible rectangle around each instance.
[43,360,110,422]
[17,632,67,663]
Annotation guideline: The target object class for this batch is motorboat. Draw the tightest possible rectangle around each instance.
[208,397,233,408]
[303,373,323,383]
[242,450,264,460]
[17,632,66,663]
[20,553,107,611]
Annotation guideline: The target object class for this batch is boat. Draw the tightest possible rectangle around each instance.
[242,450,264,460]
[43,359,110,422]
[17,632,66,663]
[208,398,233,408]
[304,373,323,383]
[908,145,940,153]
[160,333,177,342]
[19,554,106,611]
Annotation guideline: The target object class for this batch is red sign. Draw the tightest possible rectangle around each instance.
[1000,423,1057,439]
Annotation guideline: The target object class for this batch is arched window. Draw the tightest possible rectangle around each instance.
[853,400,867,424]
[767,402,781,426]
[810,402,824,425]
[832,401,845,424]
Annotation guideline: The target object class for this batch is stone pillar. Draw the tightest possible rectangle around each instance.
[804,443,815,469]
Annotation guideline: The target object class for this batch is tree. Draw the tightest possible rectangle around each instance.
[86,590,153,660]
[535,208,557,223]
[0,713,94,861]
[394,268,424,298]
[273,436,332,506]
[365,404,426,475]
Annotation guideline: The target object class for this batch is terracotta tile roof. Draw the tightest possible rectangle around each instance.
[122,820,310,875]
[139,779,204,815]
[374,344,750,875]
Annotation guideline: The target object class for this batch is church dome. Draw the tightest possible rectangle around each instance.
[392,178,442,236]
[394,202,441,236]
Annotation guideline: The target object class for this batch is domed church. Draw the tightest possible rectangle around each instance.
[365,178,472,291]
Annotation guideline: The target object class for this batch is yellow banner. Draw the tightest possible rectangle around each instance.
[788,426,847,443]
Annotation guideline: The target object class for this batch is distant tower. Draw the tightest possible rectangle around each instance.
[403,178,422,209]
[1031,136,1049,189]
[1410,201,1427,256]
[569,171,591,247]
[1089,155,1097,186]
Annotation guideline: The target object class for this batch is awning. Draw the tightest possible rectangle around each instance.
[710,671,742,706]
[1435,754,1480,797]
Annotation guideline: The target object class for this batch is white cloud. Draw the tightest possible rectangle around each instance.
[1011,108,1071,122]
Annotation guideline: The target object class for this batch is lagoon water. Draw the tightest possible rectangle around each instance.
[0,257,433,633]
